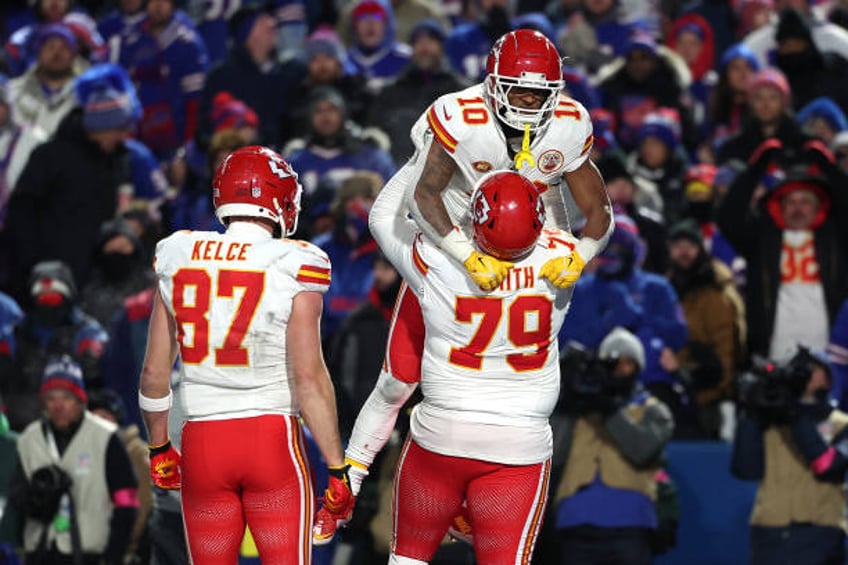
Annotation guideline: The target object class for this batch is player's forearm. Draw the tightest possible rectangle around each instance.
[409,139,459,239]
[140,368,172,445]
[370,163,419,270]
[297,372,344,467]
[346,371,417,467]
[564,161,614,261]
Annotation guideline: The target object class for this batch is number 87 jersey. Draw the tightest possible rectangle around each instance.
[153,228,332,421]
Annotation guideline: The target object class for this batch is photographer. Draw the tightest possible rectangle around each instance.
[6,356,138,565]
[552,327,675,565]
[732,347,848,564]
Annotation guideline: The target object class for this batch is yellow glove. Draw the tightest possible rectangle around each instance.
[463,251,513,291]
[539,251,586,289]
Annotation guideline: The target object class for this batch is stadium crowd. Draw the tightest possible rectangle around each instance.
[0,0,848,563]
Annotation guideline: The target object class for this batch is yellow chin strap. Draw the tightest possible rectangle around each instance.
[513,124,535,171]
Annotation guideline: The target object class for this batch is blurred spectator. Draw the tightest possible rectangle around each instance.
[732,349,848,565]
[337,0,449,53]
[0,261,107,432]
[79,218,156,328]
[197,3,302,149]
[313,171,382,343]
[369,19,469,163]
[8,24,84,138]
[166,128,249,233]
[709,43,760,149]
[773,8,848,115]
[831,130,848,175]
[554,0,638,73]
[666,13,715,142]
[716,69,812,165]
[0,75,47,229]
[627,109,689,224]
[0,391,20,548]
[327,252,400,436]
[100,287,154,435]
[119,0,208,159]
[345,0,412,94]
[562,64,600,111]
[6,355,137,564]
[88,388,152,565]
[188,0,240,65]
[4,64,143,296]
[4,0,76,77]
[0,291,24,380]
[733,0,772,40]
[718,158,848,360]
[743,0,848,68]
[667,219,746,439]
[679,164,744,287]
[285,86,396,196]
[62,12,109,65]
[554,327,674,565]
[283,29,372,147]
[445,0,513,80]
[597,34,695,152]
[96,0,146,55]
[560,215,690,429]
[596,153,667,274]
[829,300,848,410]
[796,97,848,148]
[588,107,622,163]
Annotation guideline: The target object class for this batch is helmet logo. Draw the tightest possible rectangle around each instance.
[535,194,546,226]
[473,192,492,225]
[472,161,493,173]
[252,186,261,198]
[538,149,564,174]
[268,159,291,180]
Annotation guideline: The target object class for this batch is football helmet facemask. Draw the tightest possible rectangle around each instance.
[471,170,545,261]
[485,29,564,132]
[212,145,302,237]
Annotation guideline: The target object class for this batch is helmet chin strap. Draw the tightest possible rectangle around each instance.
[272,197,287,238]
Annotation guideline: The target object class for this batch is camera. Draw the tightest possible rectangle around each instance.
[26,464,72,523]
[557,341,621,415]
[738,346,816,424]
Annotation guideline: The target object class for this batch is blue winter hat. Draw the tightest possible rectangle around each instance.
[409,18,446,44]
[719,42,760,71]
[625,33,658,57]
[512,12,556,42]
[40,355,87,404]
[637,111,681,150]
[75,64,141,131]
[35,23,78,54]
[797,97,848,133]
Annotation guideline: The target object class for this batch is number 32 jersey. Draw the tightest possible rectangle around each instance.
[409,83,594,228]
[391,227,578,465]
[154,223,331,421]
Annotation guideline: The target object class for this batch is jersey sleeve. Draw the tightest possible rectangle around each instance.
[557,97,594,174]
[290,243,332,294]
[425,90,488,160]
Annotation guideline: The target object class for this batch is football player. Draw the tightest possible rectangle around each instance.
[354,170,579,563]
[138,146,352,563]
[312,28,613,546]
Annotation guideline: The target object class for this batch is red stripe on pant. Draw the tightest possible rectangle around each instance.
[180,414,314,564]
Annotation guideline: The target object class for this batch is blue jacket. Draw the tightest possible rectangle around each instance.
[287,141,396,196]
[560,271,688,385]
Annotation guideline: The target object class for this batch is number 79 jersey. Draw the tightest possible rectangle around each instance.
[409,83,594,228]
[400,228,578,464]
[153,228,331,421]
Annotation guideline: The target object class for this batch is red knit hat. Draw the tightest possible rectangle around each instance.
[748,69,791,106]
[352,1,387,21]
[211,92,259,133]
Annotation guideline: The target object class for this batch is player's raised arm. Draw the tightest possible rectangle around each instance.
[540,160,614,289]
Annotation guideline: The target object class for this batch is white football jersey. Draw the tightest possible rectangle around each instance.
[154,223,331,421]
[376,180,577,463]
[409,83,594,229]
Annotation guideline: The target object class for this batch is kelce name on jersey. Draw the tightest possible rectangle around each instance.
[499,265,536,291]
[190,240,252,262]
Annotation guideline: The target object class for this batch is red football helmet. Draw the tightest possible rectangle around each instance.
[471,171,546,260]
[212,146,302,236]
[485,29,564,131]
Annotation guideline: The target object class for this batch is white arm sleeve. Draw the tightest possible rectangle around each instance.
[345,370,418,468]
[369,162,424,287]
[576,208,615,262]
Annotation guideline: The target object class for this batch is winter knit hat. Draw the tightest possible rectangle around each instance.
[409,18,446,44]
[82,88,135,131]
[599,327,645,373]
[748,68,791,106]
[684,164,718,200]
[305,29,347,62]
[29,260,77,303]
[797,97,848,133]
[719,42,760,72]
[40,355,87,403]
[776,8,814,46]
[35,23,78,54]
[211,92,259,133]
[669,217,704,246]
[352,1,388,21]
[637,110,681,150]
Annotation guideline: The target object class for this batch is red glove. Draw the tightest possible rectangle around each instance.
[312,464,355,545]
[149,440,181,490]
